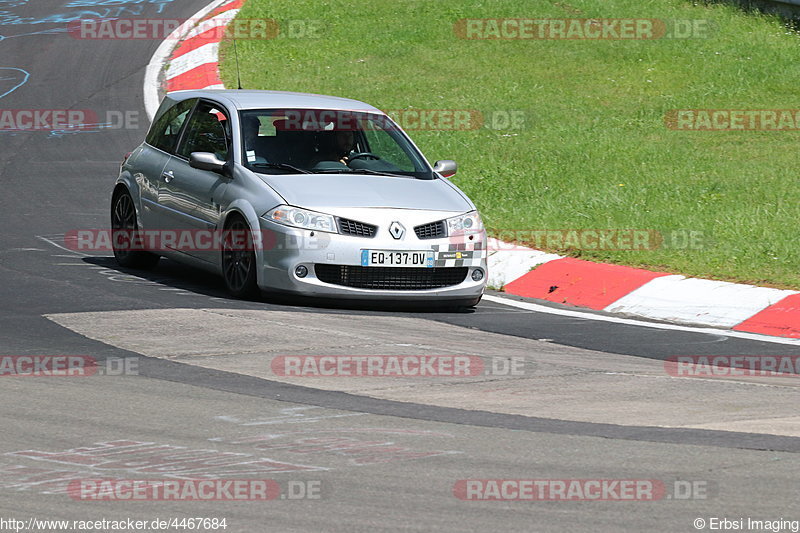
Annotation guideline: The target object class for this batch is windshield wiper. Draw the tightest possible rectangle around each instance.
[315,168,408,178]
[251,162,311,174]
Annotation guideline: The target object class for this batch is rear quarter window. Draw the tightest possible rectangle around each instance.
[145,98,197,154]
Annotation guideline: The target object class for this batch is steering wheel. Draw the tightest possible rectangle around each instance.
[348,152,381,161]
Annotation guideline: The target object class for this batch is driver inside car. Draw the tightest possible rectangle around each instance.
[310,128,355,168]
[332,129,355,164]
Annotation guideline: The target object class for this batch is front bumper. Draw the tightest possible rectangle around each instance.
[256,218,487,301]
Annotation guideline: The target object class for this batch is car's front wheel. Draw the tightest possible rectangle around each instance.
[111,189,160,270]
[221,215,260,300]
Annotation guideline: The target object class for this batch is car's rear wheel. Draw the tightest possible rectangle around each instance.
[111,190,159,270]
[222,215,260,300]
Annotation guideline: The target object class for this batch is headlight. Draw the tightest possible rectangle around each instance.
[264,205,338,233]
[446,211,483,236]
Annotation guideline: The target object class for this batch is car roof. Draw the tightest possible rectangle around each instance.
[166,89,384,114]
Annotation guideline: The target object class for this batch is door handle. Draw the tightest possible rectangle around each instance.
[162,170,174,183]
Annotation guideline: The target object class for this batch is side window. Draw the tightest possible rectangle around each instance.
[145,98,196,154]
[363,122,415,171]
[177,101,231,161]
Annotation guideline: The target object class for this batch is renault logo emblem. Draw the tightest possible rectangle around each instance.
[389,221,405,240]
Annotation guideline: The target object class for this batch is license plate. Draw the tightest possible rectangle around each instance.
[361,250,434,268]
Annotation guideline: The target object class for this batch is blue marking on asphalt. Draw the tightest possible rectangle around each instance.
[0,67,29,99]
[0,0,175,26]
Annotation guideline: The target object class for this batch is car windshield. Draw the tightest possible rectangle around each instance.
[239,109,433,179]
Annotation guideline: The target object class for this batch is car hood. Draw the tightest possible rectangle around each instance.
[255,173,472,212]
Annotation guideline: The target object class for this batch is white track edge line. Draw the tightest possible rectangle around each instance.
[483,294,800,346]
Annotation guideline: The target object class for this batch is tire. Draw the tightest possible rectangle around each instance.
[111,190,160,270]
[221,215,260,300]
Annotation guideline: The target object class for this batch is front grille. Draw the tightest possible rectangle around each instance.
[414,220,446,239]
[338,217,377,238]
[315,264,468,290]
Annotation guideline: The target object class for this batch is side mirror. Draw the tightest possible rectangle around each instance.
[189,152,227,174]
[433,160,457,178]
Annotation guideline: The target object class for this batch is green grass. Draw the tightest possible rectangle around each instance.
[220,0,800,288]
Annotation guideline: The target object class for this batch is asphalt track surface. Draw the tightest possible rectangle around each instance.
[1,2,800,532]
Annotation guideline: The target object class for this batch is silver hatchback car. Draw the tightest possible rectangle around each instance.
[111,90,487,306]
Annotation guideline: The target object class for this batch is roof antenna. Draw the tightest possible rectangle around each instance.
[233,36,243,90]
